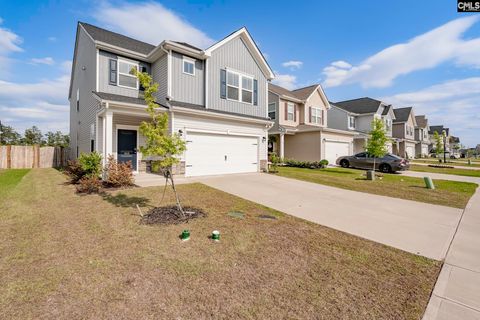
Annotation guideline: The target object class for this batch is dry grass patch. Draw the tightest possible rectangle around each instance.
[0,169,441,319]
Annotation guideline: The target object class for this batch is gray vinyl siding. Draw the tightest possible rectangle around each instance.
[69,26,98,159]
[152,53,168,105]
[207,36,267,118]
[171,51,204,105]
[267,91,280,132]
[327,106,349,131]
[98,50,150,98]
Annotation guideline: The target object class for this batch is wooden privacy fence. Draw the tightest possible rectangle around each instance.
[0,145,69,169]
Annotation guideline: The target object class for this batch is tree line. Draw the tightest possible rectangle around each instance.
[0,124,69,147]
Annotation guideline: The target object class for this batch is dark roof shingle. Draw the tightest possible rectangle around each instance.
[291,84,319,100]
[415,115,428,128]
[334,97,384,114]
[393,107,412,123]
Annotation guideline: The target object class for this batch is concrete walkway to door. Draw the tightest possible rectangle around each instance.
[196,173,462,260]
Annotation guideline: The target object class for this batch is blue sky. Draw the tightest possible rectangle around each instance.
[0,0,479,146]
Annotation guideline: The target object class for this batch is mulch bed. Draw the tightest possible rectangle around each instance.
[140,205,207,225]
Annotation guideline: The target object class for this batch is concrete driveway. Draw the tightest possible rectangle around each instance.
[196,173,462,260]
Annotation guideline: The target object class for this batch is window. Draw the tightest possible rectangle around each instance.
[287,103,295,121]
[348,116,356,129]
[311,107,322,124]
[268,102,276,119]
[226,70,254,104]
[76,89,79,112]
[183,57,195,75]
[385,118,392,131]
[118,59,138,89]
[355,152,367,158]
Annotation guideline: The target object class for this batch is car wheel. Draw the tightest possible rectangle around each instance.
[379,164,391,173]
[340,159,349,168]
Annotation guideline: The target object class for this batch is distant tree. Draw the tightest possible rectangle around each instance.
[46,131,70,147]
[365,118,389,172]
[133,68,187,216]
[23,126,44,145]
[433,131,443,158]
[0,124,21,145]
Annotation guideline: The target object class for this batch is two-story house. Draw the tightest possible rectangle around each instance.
[267,83,357,164]
[329,97,396,154]
[392,107,417,159]
[429,125,450,154]
[414,115,430,157]
[69,22,275,177]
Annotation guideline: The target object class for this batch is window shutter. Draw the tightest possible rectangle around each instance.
[284,102,288,121]
[294,105,297,122]
[309,107,312,123]
[220,69,226,99]
[109,59,117,85]
[321,109,324,125]
[253,79,258,106]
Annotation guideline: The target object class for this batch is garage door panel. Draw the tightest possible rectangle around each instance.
[325,141,350,165]
[185,132,258,177]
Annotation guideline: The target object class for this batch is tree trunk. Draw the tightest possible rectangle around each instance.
[373,157,376,172]
[167,169,185,217]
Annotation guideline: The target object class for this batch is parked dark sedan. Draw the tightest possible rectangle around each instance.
[336,152,410,173]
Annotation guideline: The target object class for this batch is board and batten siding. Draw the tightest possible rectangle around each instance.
[207,36,267,118]
[98,50,150,98]
[327,107,349,131]
[152,53,168,105]
[70,26,98,158]
[171,52,204,105]
[173,113,268,162]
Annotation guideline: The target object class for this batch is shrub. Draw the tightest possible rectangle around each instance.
[78,152,102,177]
[77,175,102,194]
[65,160,86,183]
[269,152,281,173]
[104,155,134,187]
[284,159,327,169]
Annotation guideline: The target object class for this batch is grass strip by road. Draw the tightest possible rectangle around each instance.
[410,164,480,177]
[276,167,477,209]
[0,168,440,319]
[411,159,480,168]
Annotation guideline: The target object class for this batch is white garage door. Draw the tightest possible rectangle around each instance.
[324,141,350,165]
[185,132,258,177]
[406,145,415,159]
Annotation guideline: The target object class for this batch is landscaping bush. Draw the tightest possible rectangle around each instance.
[104,155,134,187]
[284,159,327,169]
[269,152,281,173]
[78,152,102,177]
[65,160,86,183]
[76,175,102,194]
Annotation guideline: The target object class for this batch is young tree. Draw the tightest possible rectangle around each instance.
[433,131,443,159]
[23,126,44,145]
[133,69,187,216]
[365,118,389,172]
[0,124,21,145]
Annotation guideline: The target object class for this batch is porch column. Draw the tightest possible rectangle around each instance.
[279,133,285,159]
[104,110,113,163]
[95,114,99,153]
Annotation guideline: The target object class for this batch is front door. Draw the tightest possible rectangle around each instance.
[117,129,137,171]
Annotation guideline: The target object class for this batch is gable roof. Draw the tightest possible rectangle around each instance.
[393,107,413,123]
[415,115,428,128]
[334,97,385,114]
[429,125,449,136]
[80,22,155,55]
[268,83,303,102]
[291,84,320,100]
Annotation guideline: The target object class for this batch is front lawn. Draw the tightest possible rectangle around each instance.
[410,164,480,178]
[276,167,477,209]
[411,159,480,168]
[0,169,440,319]
[0,169,30,199]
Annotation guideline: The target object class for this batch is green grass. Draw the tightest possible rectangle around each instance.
[411,159,480,168]
[410,164,480,177]
[0,169,30,199]
[276,166,477,208]
[0,168,441,319]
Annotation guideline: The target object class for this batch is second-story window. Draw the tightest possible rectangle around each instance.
[348,116,356,129]
[385,118,392,131]
[183,57,195,75]
[311,107,322,124]
[268,102,276,119]
[226,70,254,104]
[118,59,138,89]
[287,103,295,121]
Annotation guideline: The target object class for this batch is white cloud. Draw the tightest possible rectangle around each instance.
[30,57,55,65]
[48,36,57,42]
[0,19,23,78]
[272,73,297,90]
[93,1,214,49]
[282,60,303,70]
[323,16,480,88]
[382,77,480,147]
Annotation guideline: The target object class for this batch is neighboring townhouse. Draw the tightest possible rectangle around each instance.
[392,107,417,159]
[450,136,461,153]
[414,115,430,157]
[267,83,357,165]
[429,125,451,153]
[330,97,395,154]
[69,22,275,177]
